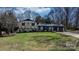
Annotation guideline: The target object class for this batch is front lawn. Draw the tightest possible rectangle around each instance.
[0,32,79,51]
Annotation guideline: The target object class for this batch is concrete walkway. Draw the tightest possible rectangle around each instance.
[58,32,79,38]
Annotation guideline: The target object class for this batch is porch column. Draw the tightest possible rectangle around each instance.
[52,27,53,32]
[49,27,51,31]
[41,26,43,31]
[63,27,64,32]
[57,27,59,32]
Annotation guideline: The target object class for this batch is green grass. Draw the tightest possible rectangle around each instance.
[0,32,79,51]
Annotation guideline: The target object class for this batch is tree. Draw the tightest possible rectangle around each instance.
[75,8,79,30]
[64,7,69,29]
[35,16,45,24]
[45,17,51,24]
[0,11,18,35]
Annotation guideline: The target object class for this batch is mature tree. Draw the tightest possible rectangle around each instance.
[35,16,45,24]
[45,17,51,24]
[75,8,79,30]
[0,11,18,35]
[63,7,69,29]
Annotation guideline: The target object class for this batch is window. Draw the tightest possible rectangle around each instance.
[32,23,35,26]
[22,22,25,26]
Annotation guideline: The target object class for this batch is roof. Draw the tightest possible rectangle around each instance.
[23,19,32,21]
[37,24,64,27]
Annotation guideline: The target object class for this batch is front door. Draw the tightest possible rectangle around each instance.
[53,26,57,31]
[43,26,49,31]
[59,27,63,32]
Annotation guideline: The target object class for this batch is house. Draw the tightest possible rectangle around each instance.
[18,19,65,32]
[18,19,37,32]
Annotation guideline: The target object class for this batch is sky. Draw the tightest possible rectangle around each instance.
[28,7,51,16]
[14,7,51,16]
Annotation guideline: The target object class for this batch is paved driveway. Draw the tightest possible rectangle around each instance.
[58,32,79,38]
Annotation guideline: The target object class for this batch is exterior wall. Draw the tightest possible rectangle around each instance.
[18,21,37,32]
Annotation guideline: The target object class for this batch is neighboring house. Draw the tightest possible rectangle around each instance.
[18,19,65,32]
[18,19,37,32]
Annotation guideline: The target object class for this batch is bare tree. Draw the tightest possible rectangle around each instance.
[64,7,69,29]
[0,11,18,35]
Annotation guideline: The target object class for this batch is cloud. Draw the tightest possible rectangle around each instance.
[29,7,51,13]
[15,7,51,15]
[14,8,27,14]
[0,7,51,16]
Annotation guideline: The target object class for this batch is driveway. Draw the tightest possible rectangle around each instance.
[58,32,79,38]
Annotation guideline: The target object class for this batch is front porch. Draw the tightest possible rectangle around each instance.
[37,25,64,32]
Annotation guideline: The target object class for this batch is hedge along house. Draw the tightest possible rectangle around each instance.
[37,24,64,32]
